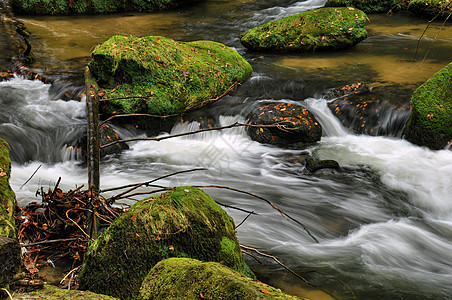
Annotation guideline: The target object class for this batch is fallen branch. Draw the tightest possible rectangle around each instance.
[100,122,293,149]
[20,237,82,247]
[193,185,319,243]
[240,244,313,285]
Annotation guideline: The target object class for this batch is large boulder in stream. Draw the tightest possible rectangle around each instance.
[79,186,253,300]
[403,62,452,150]
[247,102,322,148]
[10,0,201,15]
[240,7,368,52]
[408,0,452,19]
[324,0,399,13]
[0,139,16,239]
[138,258,300,300]
[89,35,252,118]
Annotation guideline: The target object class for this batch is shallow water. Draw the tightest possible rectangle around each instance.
[2,0,452,299]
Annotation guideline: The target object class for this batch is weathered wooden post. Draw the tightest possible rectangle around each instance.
[84,66,100,238]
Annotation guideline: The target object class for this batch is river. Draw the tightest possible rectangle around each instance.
[1,0,452,299]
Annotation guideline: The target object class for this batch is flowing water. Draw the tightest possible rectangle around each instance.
[1,0,452,299]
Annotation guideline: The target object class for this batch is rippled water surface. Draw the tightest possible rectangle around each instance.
[2,0,452,299]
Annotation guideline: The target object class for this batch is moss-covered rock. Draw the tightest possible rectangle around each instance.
[138,258,301,300]
[324,0,399,13]
[240,7,368,53]
[247,102,322,148]
[79,186,253,300]
[10,0,201,15]
[0,139,16,239]
[13,285,119,299]
[403,62,452,150]
[89,35,252,117]
[408,0,452,19]
[0,236,21,289]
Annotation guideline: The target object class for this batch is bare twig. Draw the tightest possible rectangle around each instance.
[193,185,319,243]
[104,168,206,201]
[414,2,452,62]
[236,211,254,229]
[0,288,13,300]
[241,250,262,264]
[20,237,82,247]
[20,164,41,189]
[100,113,179,127]
[184,82,239,111]
[419,10,452,67]
[240,244,313,285]
[60,265,82,285]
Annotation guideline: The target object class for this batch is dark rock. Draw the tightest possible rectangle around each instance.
[247,102,322,148]
[408,0,452,19]
[306,158,340,173]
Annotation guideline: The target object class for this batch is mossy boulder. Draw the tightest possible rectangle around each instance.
[240,7,368,52]
[0,139,16,239]
[79,186,253,300]
[324,0,399,13]
[89,35,252,117]
[0,236,21,289]
[247,102,322,148]
[13,285,119,299]
[403,62,452,150]
[10,0,201,15]
[408,0,452,19]
[138,258,301,300]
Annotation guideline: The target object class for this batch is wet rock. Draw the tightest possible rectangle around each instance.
[0,139,16,239]
[89,35,252,119]
[138,258,299,300]
[79,187,253,300]
[0,236,21,289]
[408,0,452,19]
[13,285,119,299]
[247,102,322,148]
[403,62,452,150]
[306,158,340,173]
[10,0,202,15]
[324,0,399,13]
[240,7,368,52]
[324,83,412,137]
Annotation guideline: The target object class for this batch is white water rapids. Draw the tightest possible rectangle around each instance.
[2,76,452,299]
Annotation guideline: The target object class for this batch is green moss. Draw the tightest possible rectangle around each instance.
[14,284,119,299]
[89,35,252,116]
[408,0,452,19]
[138,258,304,300]
[403,62,452,150]
[0,139,16,239]
[79,187,253,300]
[10,0,202,15]
[324,0,399,13]
[240,7,368,52]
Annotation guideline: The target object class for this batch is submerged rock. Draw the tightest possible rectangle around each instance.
[408,0,452,19]
[0,139,16,239]
[79,186,253,300]
[247,102,322,148]
[13,285,119,299]
[0,236,21,289]
[10,0,201,15]
[403,62,452,150]
[306,159,340,173]
[138,258,300,300]
[89,35,252,118]
[240,7,368,52]
[324,0,399,13]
